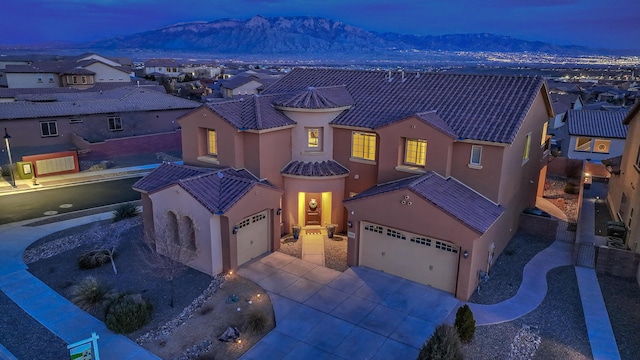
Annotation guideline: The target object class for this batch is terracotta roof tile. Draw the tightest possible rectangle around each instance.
[263,68,545,144]
[275,85,353,109]
[567,110,628,138]
[207,94,296,130]
[132,163,214,193]
[345,172,504,233]
[281,160,349,177]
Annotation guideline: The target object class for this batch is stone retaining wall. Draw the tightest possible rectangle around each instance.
[518,213,559,241]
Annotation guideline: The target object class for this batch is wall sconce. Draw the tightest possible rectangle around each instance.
[348,220,353,228]
[276,208,282,215]
[232,225,239,234]
[463,250,469,259]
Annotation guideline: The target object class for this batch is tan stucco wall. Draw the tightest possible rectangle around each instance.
[220,184,282,271]
[149,184,220,276]
[254,129,291,190]
[450,142,505,202]
[376,116,454,183]
[282,176,346,233]
[85,63,130,83]
[344,189,481,300]
[283,109,343,162]
[332,128,379,196]
[608,110,640,252]
[6,72,59,88]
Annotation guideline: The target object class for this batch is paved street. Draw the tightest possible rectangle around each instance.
[0,177,142,225]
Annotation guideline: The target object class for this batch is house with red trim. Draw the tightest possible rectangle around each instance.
[134,68,553,300]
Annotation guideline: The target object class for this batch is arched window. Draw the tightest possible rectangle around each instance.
[167,211,179,245]
[181,216,196,251]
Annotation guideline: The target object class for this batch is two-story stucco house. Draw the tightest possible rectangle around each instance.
[606,102,640,256]
[566,110,628,162]
[4,54,131,89]
[134,68,553,301]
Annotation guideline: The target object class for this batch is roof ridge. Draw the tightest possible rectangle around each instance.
[439,174,501,207]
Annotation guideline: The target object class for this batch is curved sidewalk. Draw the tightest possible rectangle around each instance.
[0,214,160,360]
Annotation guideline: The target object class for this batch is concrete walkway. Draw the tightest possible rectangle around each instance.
[0,214,161,360]
[301,228,325,266]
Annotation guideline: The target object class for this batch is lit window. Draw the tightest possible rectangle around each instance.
[593,139,610,154]
[523,133,531,162]
[351,132,376,161]
[470,145,482,166]
[404,139,427,166]
[40,121,58,137]
[108,116,122,131]
[575,137,592,152]
[541,121,548,146]
[207,129,217,156]
[307,128,321,149]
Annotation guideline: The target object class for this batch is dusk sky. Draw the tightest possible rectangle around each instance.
[2,0,639,50]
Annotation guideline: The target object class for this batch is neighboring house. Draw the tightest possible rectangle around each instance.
[0,86,199,176]
[135,68,553,301]
[144,59,183,78]
[219,75,265,98]
[606,102,640,255]
[3,53,131,89]
[183,65,222,79]
[566,110,628,162]
[548,93,583,151]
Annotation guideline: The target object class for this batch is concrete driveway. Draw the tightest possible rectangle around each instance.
[238,252,458,359]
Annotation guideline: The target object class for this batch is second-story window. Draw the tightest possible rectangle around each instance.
[108,116,122,131]
[470,145,482,166]
[404,139,427,166]
[523,133,531,163]
[306,128,323,151]
[40,121,58,137]
[351,131,376,161]
[208,129,218,156]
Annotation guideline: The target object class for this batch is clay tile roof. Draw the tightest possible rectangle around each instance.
[345,172,504,233]
[281,160,349,177]
[132,162,214,193]
[221,75,263,90]
[414,111,458,138]
[133,163,275,214]
[207,94,296,130]
[550,93,579,114]
[275,85,353,109]
[567,109,628,138]
[263,68,546,144]
[61,67,95,75]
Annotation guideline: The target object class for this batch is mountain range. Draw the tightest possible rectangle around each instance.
[86,15,608,57]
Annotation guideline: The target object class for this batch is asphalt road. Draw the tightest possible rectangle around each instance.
[0,177,142,225]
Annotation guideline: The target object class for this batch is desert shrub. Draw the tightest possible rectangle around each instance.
[564,182,579,195]
[105,293,152,334]
[69,276,112,313]
[112,203,139,222]
[454,305,476,343]
[78,250,112,269]
[417,324,463,360]
[243,310,268,334]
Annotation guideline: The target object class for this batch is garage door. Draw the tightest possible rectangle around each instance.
[236,210,270,266]
[359,221,459,293]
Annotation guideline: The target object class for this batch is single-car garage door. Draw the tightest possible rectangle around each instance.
[236,210,270,266]
[359,221,459,293]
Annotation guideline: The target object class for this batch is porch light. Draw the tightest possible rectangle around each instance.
[276,208,282,215]
[348,220,353,228]
[233,225,239,234]
[463,250,469,259]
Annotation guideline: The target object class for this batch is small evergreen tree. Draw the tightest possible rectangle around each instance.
[454,304,476,343]
[417,324,463,360]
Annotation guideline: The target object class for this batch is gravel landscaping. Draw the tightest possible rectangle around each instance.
[277,233,348,272]
[543,174,580,222]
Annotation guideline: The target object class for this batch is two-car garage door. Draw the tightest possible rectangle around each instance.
[236,210,270,266]
[359,221,459,294]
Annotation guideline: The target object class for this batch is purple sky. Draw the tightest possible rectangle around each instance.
[2,0,639,50]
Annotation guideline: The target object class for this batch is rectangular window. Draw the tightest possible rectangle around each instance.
[81,76,87,84]
[40,121,58,137]
[575,137,592,152]
[404,139,427,166]
[207,129,217,156]
[307,128,322,150]
[470,145,482,166]
[523,133,531,162]
[541,121,548,146]
[108,116,122,131]
[593,139,610,154]
[351,132,376,161]
[72,76,78,84]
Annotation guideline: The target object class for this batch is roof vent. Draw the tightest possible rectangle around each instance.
[217,172,224,178]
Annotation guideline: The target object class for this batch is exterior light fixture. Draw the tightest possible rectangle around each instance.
[276,208,282,215]
[348,220,353,228]
[3,128,15,188]
[233,225,239,234]
[463,250,469,259]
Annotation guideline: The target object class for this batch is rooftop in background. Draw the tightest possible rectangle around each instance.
[567,109,628,138]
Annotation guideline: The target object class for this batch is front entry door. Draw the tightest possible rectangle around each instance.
[305,192,321,226]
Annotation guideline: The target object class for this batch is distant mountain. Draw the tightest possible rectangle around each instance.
[86,15,603,56]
